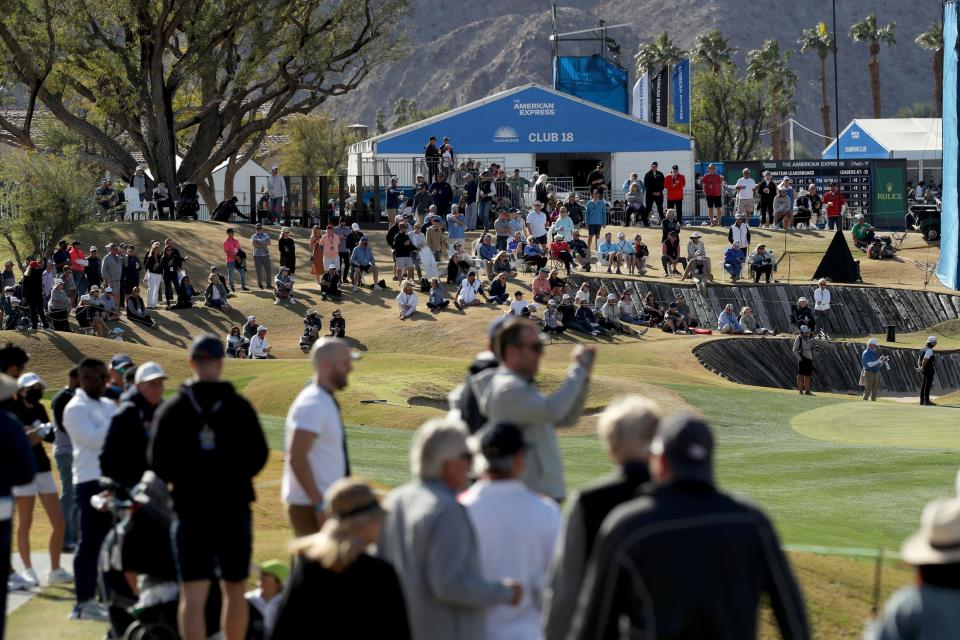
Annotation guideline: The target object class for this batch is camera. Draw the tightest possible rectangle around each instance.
[32,420,54,439]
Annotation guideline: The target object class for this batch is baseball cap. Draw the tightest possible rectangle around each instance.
[480,422,528,459]
[867,338,879,346]
[255,222,263,228]
[257,324,268,332]
[17,372,44,389]
[351,223,360,231]
[800,325,811,333]
[650,413,714,482]
[928,335,938,344]
[89,246,98,252]
[607,293,617,301]
[672,164,679,170]
[134,362,167,384]
[548,299,557,306]
[189,334,226,361]
[690,231,701,238]
[257,559,290,584]
[110,354,134,371]
[562,294,572,300]
[247,315,256,322]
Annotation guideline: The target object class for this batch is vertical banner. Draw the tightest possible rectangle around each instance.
[936,0,959,290]
[632,71,650,121]
[651,66,667,127]
[671,58,690,124]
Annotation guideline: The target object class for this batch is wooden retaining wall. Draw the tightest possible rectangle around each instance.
[693,338,960,394]
[565,276,960,336]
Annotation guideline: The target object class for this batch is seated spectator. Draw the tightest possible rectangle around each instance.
[488,273,510,305]
[245,560,288,638]
[427,278,450,312]
[476,235,498,278]
[748,244,775,283]
[543,300,565,334]
[550,235,574,276]
[522,238,548,270]
[600,294,629,334]
[329,309,346,337]
[723,243,746,281]
[718,303,745,334]
[274,266,295,305]
[76,285,109,337]
[682,232,713,281]
[506,231,525,258]
[739,306,774,335]
[674,293,699,328]
[574,283,591,306]
[250,324,271,358]
[662,302,689,333]
[575,298,609,336]
[47,278,71,332]
[618,291,648,327]
[568,231,591,272]
[614,232,635,272]
[173,276,197,309]
[631,234,649,276]
[349,236,382,291]
[661,231,687,277]
[446,242,474,284]
[242,315,259,340]
[320,266,342,301]
[556,294,588,335]
[532,268,552,304]
[226,325,248,359]
[865,496,960,640]
[203,273,231,311]
[548,269,566,298]
[593,285,609,311]
[98,287,121,321]
[396,280,418,320]
[794,297,815,333]
[642,291,664,326]
[455,272,488,311]
[773,187,793,229]
[850,214,876,249]
[508,291,528,316]
[491,251,516,279]
[598,232,623,274]
[125,286,155,328]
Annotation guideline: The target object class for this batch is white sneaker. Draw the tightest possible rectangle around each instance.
[351,285,358,292]
[290,297,297,304]
[46,567,73,586]
[373,284,383,291]
[7,572,31,591]
[20,568,39,588]
[273,299,280,305]
[69,600,109,622]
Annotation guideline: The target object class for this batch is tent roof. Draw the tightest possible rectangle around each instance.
[822,118,942,159]
[358,83,691,155]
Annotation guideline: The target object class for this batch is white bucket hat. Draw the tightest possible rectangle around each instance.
[901,497,960,565]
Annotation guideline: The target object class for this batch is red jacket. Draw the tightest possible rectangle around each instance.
[823,191,845,218]
[701,173,724,197]
[665,173,686,200]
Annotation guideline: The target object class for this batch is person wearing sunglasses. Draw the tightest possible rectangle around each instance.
[480,317,595,503]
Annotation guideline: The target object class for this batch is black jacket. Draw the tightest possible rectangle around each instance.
[0,410,33,498]
[572,480,809,640]
[100,391,159,489]
[758,179,778,203]
[148,381,268,516]
[643,170,665,194]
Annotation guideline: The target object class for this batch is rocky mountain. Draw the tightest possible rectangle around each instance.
[328,0,944,158]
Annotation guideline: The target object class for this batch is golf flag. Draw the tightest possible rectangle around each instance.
[672,58,690,124]
[936,0,959,289]
[651,66,667,127]
[632,71,649,121]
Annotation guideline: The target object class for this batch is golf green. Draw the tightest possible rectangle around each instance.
[792,402,960,449]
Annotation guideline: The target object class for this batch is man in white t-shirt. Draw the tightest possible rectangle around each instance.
[734,168,757,216]
[526,202,548,246]
[455,271,488,311]
[249,325,271,359]
[282,338,357,537]
[460,422,561,640]
[509,291,528,316]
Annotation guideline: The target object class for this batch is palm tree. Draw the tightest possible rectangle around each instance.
[798,22,835,140]
[635,32,686,75]
[691,30,736,74]
[747,40,797,159]
[849,13,897,118]
[915,22,944,117]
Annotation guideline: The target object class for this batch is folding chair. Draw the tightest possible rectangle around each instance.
[124,187,148,221]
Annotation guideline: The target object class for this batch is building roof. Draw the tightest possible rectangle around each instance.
[355,84,692,155]
[822,118,942,160]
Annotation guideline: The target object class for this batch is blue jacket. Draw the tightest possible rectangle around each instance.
[386,185,403,209]
[586,200,607,226]
[718,310,742,331]
[478,244,497,261]
[862,348,883,371]
[350,245,374,266]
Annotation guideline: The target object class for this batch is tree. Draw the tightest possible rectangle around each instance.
[389,97,448,129]
[798,22,835,140]
[849,13,897,118]
[895,101,938,118]
[690,66,766,161]
[691,30,736,74]
[0,150,97,268]
[746,40,797,160]
[275,114,354,179]
[0,0,407,209]
[915,22,944,117]
[635,32,686,75]
[375,109,387,134]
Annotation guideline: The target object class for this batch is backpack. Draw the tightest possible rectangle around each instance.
[420,278,431,293]
[867,242,882,260]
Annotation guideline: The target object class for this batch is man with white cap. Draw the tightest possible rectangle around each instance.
[866,496,960,639]
[851,213,876,249]
[682,231,713,281]
[813,278,831,338]
[249,325,271,359]
[100,362,167,489]
[570,413,808,640]
[919,335,938,406]
[860,339,887,401]
[446,204,467,256]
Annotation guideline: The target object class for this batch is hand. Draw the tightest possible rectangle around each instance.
[503,579,523,606]
[572,344,597,369]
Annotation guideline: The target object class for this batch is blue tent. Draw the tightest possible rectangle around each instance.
[370,84,690,155]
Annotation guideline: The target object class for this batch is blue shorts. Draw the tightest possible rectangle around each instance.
[173,508,252,583]
[588,224,603,236]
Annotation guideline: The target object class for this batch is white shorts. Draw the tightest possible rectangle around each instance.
[13,471,58,497]
[323,256,339,271]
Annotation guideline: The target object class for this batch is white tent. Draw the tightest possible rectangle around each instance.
[822,118,942,182]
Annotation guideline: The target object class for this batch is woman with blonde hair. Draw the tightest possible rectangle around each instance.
[272,478,410,639]
[143,241,163,308]
[308,224,324,284]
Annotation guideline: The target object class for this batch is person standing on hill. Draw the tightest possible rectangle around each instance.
[149,335,268,640]
[757,171,778,228]
[793,325,815,396]
[861,339,887,402]
[251,222,272,289]
[643,162,665,220]
[424,136,440,185]
[664,165,686,224]
[823,181,846,231]
[223,228,247,292]
[587,162,606,196]
[701,163,724,227]
[918,336,937,406]
[282,338,356,537]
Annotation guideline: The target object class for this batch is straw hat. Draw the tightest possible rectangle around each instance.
[901,497,960,565]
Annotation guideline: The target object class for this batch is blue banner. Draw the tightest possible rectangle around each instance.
[554,56,629,114]
[671,59,690,125]
[936,1,959,290]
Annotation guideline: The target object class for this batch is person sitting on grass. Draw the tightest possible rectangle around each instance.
[245,560,288,638]
[718,303,745,334]
[489,272,510,305]
[574,282,591,306]
[543,299,565,334]
[522,236,548,270]
[642,291,664,327]
[600,293,631,334]
[226,326,248,359]
[173,276,198,309]
[274,266,295,305]
[568,230,591,272]
[598,232,623,274]
[748,244,775,283]
[427,278,450,312]
[329,309,346,337]
[739,306,775,335]
[532,268,552,304]
[303,309,323,342]
[98,287,122,321]
[320,266,342,301]
[593,285,609,311]
[203,273,231,312]
[250,325,271,358]
[631,234,649,276]
[661,231,686,278]
[557,294,589,335]
[125,285,155,328]
[550,235,574,275]
[850,213,876,249]
[723,242,746,281]
[454,271,488,311]
[476,234,498,279]
[76,285,110,337]
[396,280,418,320]
[508,291,529,316]
[491,251,516,278]
[617,291,649,330]
[575,298,609,336]
[446,242,473,284]
[674,293,699,328]
[795,297,815,333]
[242,315,259,341]
[548,268,566,298]
[662,302,689,333]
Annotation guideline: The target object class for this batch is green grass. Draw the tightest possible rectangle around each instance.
[793,403,960,449]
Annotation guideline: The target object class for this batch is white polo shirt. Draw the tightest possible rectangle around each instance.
[281,383,346,506]
[63,389,117,484]
[458,278,482,303]
[526,211,547,238]
[249,334,270,358]
[814,287,831,311]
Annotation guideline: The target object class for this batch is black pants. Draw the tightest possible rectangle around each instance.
[667,199,683,224]
[661,256,687,273]
[828,216,841,230]
[163,271,177,304]
[645,193,664,218]
[27,297,48,328]
[556,250,573,274]
[752,264,773,283]
[75,480,112,603]
[426,160,439,184]
[758,199,774,225]
[339,252,350,281]
[920,369,934,404]
[1,518,9,639]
